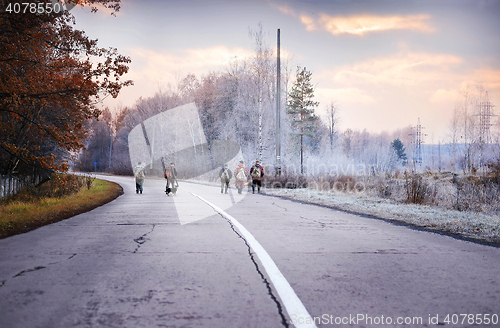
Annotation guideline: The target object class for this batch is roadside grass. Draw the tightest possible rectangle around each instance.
[0,177,122,239]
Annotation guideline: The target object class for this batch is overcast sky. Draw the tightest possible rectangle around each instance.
[72,0,500,142]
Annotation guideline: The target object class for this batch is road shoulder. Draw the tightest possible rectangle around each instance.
[263,188,500,246]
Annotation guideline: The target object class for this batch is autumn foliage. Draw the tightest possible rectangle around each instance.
[0,0,132,176]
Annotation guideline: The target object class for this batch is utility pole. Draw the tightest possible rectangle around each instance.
[275,28,281,176]
[108,123,112,169]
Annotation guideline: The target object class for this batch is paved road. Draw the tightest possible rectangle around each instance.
[1,175,499,328]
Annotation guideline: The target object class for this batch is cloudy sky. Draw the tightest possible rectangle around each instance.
[72,0,500,141]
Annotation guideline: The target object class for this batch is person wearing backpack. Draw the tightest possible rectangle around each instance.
[218,164,233,194]
[164,162,179,196]
[250,159,264,194]
[134,162,146,194]
[233,160,248,194]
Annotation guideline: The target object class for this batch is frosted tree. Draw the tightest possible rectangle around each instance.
[342,128,353,159]
[178,74,199,103]
[449,84,491,173]
[447,104,461,170]
[325,101,340,153]
[456,85,478,172]
[248,24,275,162]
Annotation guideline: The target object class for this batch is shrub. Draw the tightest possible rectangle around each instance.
[486,157,500,182]
[377,184,392,198]
[264,173,365,193]
[404,172,431,204]
[2,174,93,203]
[454,175,500,213]
[264,173,308,189]
[333,175,359,192]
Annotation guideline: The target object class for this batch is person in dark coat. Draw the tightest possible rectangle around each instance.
[219,164,233,194]
[250,159,264,194]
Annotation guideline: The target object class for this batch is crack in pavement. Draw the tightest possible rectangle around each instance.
[48,253,77,265]
[117,223,147,226]
[191,192,316,328]
[353,249,418,255]
[0,253,80,288]
[0,254,76,288]
[299,215,328,229]
[272,202,289,211]
[218,212,290,328]
[11,253,77,278]
[274,202,331,229]
[133,224,156,253]
[13,266,46,278]
[274,203,330,229]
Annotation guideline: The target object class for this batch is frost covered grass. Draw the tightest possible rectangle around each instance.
[263,174,500,245]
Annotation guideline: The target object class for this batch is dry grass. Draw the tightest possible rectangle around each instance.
[0,178,122,239]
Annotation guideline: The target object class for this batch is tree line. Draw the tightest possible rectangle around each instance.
[3,2,497,181]
[77,25,422,178]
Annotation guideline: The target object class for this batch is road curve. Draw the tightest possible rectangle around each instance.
[1,175,499,328]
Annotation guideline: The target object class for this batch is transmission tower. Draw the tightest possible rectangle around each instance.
[409,118,426,167]
[478,91,497,145]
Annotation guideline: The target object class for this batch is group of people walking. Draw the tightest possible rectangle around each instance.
[134,159,264,195]
[133,161,178,196]
[219,159,264,194]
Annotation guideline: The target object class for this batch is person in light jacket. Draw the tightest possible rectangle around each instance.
[134,162,146,194]
[233,161,248,194]
[219,164,233,194]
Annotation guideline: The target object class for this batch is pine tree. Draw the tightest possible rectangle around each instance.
[391,138,408,166]
[287,66,319,174]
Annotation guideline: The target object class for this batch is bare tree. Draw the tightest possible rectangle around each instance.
[448,104,461,170]
[342,129,353,159]
[248,23,275,161]
[325,101,340,153]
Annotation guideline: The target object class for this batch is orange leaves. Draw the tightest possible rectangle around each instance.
[0,0,130,175]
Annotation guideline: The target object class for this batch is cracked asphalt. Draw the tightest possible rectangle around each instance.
[1,175,500,327]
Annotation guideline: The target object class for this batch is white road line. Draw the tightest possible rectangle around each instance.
[191,192,317,328]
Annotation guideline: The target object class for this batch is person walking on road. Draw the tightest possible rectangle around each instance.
[164,162,179,196]
[164,172,171,197]
[219,164,233,194]
[234,160,248,194]
[250,159,264,194]
[134,162,146,194]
